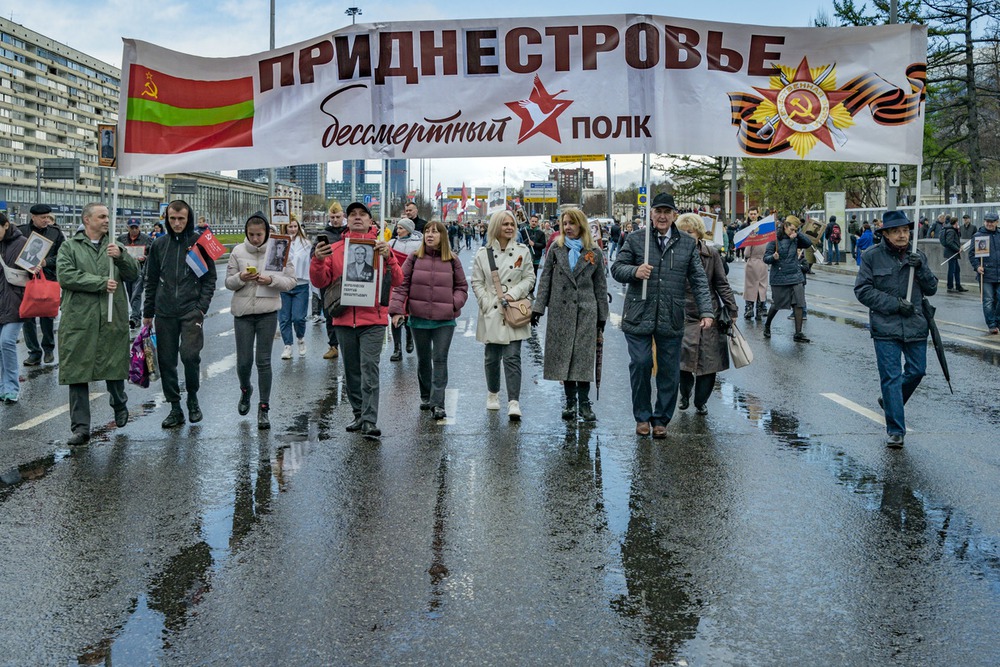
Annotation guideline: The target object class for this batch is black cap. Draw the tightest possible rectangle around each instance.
[345,201,371,218]
[127,219,140,227]
[30,204,52,216]
[650,192,677,211]
[829,215,836,222]
[962,213,970,219]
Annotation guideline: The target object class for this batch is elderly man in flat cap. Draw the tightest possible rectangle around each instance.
[611,192,714,440]
[19,204,65,365]
[970,211,1000,335]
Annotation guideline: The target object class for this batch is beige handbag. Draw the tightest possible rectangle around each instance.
[487,248,532,327]
[727,322,754,368]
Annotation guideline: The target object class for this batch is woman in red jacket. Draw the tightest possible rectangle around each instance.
[389,221,469,420]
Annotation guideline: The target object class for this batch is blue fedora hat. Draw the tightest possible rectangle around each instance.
[881,210,912,230]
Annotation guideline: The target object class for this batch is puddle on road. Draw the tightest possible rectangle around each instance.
[723,381,1000,595]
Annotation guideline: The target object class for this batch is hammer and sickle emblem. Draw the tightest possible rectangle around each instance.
[141,71,159,99]
[788,96,814,120]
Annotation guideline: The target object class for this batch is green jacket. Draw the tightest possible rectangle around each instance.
[56,231,140,385]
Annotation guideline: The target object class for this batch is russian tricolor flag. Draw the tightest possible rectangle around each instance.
[733,214,776,250]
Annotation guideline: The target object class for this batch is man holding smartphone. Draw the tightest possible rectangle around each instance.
[319,202,347,359]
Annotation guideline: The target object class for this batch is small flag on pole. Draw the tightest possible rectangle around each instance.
[435,182,443,199]
[733,214,777,250]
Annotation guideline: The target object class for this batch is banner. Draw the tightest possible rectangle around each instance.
[117,15,927,176]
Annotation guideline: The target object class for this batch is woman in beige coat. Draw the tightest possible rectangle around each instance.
[470,210,535,420]
[226,212,296,428]
[742,207,769,320]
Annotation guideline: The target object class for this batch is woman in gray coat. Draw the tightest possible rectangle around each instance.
[763,215,813,342]
[675,214,738,414]
[531,208,609,421]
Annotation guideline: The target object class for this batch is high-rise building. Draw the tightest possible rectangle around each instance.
[0,17,164,226]
[548,168,594,195]
[237,163,322,195]
[342,159,365,184]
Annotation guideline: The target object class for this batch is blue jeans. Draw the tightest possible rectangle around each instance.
[873,338,927,436]
[826,240,841,263]
[982,281,999,330]
[278,282,309,345]
[1,322,23,397]
[625,331,683,426]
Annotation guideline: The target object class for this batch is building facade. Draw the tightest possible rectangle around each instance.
[237,164,322,196]
[0,17,164,227]
[164,173,302,233]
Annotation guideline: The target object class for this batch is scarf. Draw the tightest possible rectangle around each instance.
[565,238,583,269]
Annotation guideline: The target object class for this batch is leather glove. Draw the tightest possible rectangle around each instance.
[907,252,922,268]
[897,298,915,317]
[530,312,541,327]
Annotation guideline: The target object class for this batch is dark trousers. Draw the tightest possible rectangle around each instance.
[335,325,385,425]
[235,312,277,404]
[947,256,962,289]
[484,340,522,401]
[155,311,205,405]
[22,317,55,356]
[625,331,682,426]
[69,380,126,436]
[124,277,144,322]
[411,326,455,408]
[391,321,412,350]
[679,371,716,408]
[564,380,591,402]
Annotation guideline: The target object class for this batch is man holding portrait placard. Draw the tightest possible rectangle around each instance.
[969,211,999,334]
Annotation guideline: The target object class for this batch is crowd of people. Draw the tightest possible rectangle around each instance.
[2,194,999,451]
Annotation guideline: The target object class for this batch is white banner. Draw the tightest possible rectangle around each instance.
[117,15,927,176]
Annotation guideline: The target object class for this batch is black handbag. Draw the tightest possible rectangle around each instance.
[322,277,345,317]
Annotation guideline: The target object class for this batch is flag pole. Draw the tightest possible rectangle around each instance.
[905,162,922,303]
[641,153,650,300]
[107,171,119,323]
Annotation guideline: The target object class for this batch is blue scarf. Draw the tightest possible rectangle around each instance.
[565,238,583,269]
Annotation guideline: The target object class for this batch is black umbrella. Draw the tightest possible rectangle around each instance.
[922,297,953,394]
[595,329,604,401]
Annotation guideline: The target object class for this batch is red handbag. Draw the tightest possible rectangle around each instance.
[19,271,61,319]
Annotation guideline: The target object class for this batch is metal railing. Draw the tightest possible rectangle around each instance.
[808,202,1000,227]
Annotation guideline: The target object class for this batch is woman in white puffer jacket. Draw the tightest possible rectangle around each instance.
[225,212,296,429]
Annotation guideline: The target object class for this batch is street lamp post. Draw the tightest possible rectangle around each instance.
[346,7,362,24]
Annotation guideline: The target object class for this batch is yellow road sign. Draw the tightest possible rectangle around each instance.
[550,154,606,163]
[637,193,648,206]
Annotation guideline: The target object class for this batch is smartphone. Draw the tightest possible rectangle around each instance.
[246,266,257,275]
[317,234,329,245]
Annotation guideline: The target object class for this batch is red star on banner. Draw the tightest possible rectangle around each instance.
[753,57,854,150]
[505,76,573,144]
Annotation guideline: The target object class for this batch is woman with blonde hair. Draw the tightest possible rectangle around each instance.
[278,214,312,359]
[674,213,738,414]
[471,210,535,419]
[762,215,813,342]
[531,208,609,421]
[389,220,468,419]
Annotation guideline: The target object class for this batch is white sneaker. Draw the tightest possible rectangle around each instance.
[297,339,307,357]
[486,392,501,410]
[507,400,521,420]
[281,345,292,360]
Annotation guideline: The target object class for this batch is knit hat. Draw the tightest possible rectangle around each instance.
[397,219,415,235]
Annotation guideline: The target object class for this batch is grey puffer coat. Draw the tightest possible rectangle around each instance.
[855,242,938,342]
[611,227,714,337]
[532,243,610,382]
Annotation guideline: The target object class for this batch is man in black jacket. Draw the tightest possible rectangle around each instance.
[855,210,938,448]
[19,204,65,365]
[939,216,966,292]
[611,193,714,439]
[320,201,347,359]
[142,200,217,428]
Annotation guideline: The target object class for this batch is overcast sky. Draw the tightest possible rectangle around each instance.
[6,0,841,193]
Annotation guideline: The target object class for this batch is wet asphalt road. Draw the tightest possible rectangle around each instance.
[2,253,1000,666]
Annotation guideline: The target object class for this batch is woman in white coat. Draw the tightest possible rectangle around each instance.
[278,215,313,359]
[226,212,296,429]
[471,210,535,420]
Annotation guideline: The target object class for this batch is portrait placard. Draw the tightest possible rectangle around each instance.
[98,123,117,168]
[974,235,991,258]
[265,234,290,272]
[124,245,147,260]
[269,197,290,227]
[15,232,54,270]
[340,238,379,308]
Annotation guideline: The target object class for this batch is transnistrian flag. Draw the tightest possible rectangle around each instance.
[125,64,254,155]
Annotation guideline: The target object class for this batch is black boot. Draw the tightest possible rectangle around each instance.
[238,386,253,416]
[562,385,577,420]
[405,328,414,354]
[577,384,596,422]
[257,402,270,430]
[187,394,203,423]
[755,301,765,320]
[678,393,690,410]
[743,302,753,320]
[162,403,185,428]
[390,342,402,362]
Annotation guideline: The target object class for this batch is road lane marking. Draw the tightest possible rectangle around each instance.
[10,354,239,431]
[217,329,235,337]
[218,307,231,314]
[440,388,458,425]
[10,392,104,431]
[821,392,913,433]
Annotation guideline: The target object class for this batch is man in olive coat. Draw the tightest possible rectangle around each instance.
[611,193,715,439]
[56,203,140,446]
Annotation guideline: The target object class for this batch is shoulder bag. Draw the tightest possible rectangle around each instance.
[487,247,532,328]
[0,252,30,287]
[322,276,345,317]
[727,322,753,369]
